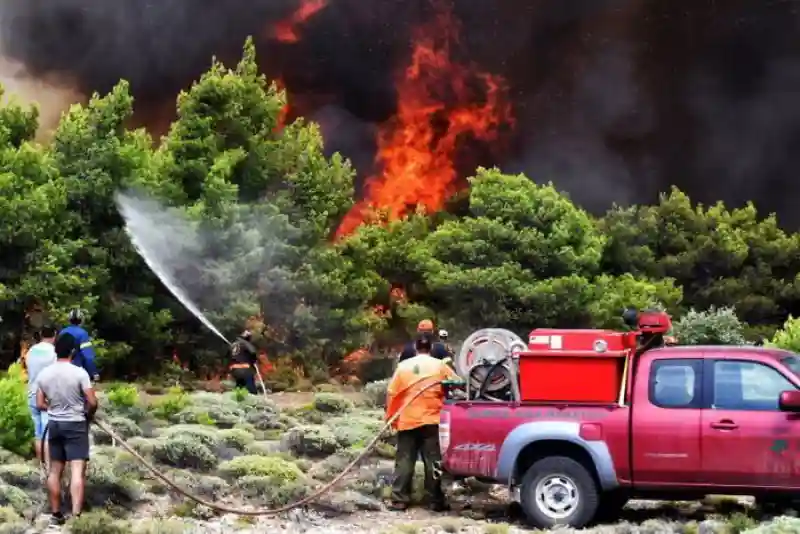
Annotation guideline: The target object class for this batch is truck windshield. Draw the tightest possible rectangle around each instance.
[781,355,800,376]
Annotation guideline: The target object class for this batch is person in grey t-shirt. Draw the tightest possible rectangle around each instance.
[26,325,57,465]
[36,333,98,523]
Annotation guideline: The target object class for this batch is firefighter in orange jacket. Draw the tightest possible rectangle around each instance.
[385,335,457,511]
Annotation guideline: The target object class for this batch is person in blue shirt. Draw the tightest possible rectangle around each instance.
[59,309,99,381]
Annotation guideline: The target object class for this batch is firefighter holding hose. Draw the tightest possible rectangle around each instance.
[386,335,458,512]
[228,330,258,394]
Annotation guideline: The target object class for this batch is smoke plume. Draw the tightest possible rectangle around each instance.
[3,0,800,225]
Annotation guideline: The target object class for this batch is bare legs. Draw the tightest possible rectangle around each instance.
[46,460,87,517]
[69,461,86,516]
[46,461,64,515]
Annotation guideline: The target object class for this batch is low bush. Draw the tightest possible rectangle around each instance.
[219,428,254,451]
[0,505,21,524]
[308,449,362,482]
[132,518,188,534]
[0,364,33,457]
[86,462,144,508]
[326,415,384,448]
[363,379,389,408]
[0,483,31,513]
[283,425,340,457]
[236,475,308,507]
[218,455,303,482]
[92,416,143,445]
[312,393,353,414]
[160,425,220,449]
[0,464,38,491]
[105,383,139,409]
[153,436,218,471]
[67,510,129,534]
[149,386,191,420]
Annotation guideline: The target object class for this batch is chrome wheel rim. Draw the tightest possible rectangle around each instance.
[534,474,579,520]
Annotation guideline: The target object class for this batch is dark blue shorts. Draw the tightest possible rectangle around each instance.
[48,420,90,462]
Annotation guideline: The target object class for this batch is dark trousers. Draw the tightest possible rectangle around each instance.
[231,367,257,394]
[391,424,445,506]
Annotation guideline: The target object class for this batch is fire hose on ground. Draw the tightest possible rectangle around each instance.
[88,379,444,517]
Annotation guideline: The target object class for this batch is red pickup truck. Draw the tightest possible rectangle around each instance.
[441,328,800,528]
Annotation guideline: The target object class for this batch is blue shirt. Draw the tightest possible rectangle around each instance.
[59,325,98,378]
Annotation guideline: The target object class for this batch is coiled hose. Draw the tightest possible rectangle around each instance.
[90,379,443,516]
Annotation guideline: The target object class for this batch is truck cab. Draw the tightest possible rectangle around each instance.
[442,315,800,528]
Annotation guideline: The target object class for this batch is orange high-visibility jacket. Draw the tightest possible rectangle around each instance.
[385,353,457,431]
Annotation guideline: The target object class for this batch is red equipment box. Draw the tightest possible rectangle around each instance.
[518,329,635,403]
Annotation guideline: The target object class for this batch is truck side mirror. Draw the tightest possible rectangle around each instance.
[778,390,800,412]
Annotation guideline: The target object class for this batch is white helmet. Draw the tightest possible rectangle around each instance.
[438,329,448,340]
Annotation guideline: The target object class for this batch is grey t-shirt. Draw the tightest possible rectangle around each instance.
[35,361,92,422]
[26,341,57,400]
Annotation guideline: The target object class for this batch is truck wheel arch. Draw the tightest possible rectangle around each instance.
[495,421,619,491]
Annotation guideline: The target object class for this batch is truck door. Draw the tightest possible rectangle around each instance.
[632,357,704,485]
[700,359,800,488]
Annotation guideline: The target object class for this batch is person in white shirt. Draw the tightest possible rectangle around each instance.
[26,325,57,465]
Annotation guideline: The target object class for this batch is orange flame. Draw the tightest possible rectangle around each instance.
[273,78,291,130]
[335,3,513,238]
[272,0,328,43]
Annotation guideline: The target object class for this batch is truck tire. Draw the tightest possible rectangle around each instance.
[519,456,599,529]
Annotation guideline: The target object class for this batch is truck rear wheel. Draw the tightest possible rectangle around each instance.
[519,456,599,529]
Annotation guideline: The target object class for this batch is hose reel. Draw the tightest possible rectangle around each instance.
[455,328,524,401]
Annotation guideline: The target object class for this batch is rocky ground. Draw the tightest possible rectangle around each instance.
[0,381,799,533]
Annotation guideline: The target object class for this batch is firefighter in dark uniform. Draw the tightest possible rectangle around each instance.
[229,330,258,394]
[399,320,452,364]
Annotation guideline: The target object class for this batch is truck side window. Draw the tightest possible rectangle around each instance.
[649,359,701,409]
[713,360,796,411]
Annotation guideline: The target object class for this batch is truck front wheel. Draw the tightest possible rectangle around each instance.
[519,456,599,529]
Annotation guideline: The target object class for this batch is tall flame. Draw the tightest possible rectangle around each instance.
[272,0,329,43]
[335,2,513,238]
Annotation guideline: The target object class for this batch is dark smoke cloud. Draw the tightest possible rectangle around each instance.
[2,0,800,225]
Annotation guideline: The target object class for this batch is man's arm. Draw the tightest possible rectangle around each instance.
[81,373,98,420]
[78,329,99,380]
[36,387,48,411]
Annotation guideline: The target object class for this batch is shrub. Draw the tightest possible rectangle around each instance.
[0,505,21,524]
[0,483,31,513]
[0,364,33,457]
[105,383,139,409]
[312,393,353,414]
[132,518,188,534]
[244,406,283,431]
[218,455,303,482]
[111,451,150,479]
[67,510,129,534]
[160,425,221,449]
[0,464,39,491]
[150,386,191,420]
[153,436,218,471]
[766,315,800,353]
[93,416,143,445]
[172,405,242,428]
[86,462,144,508]
[219,428,254,451]
[236,475,308,507]
[363,380,389,408]
[283,425,340,457]
[308,449,361,482]
[327,416,385,448]
[126,437,157,456]
[748,517,800,533]
[673,307,748,346]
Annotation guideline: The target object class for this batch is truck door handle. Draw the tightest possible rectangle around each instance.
[710,420,738,430]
